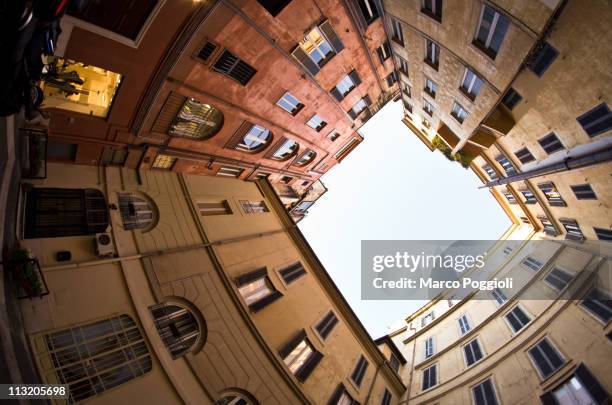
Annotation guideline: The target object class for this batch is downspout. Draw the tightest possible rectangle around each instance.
[401,322,417,405]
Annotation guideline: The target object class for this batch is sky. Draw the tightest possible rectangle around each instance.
[298,100,511,338]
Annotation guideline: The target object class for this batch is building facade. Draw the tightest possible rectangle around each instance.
[15,162,405,404]
[42,0,400,219]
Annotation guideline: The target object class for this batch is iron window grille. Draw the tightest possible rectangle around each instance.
[212,50,257,86]
[150,303,200,359]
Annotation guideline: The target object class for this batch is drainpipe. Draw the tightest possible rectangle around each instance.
[401,322,417,405]
[479,139,612,189]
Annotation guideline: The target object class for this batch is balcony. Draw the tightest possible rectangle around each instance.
[481,104,515,136]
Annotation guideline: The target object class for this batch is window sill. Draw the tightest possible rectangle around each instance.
[424,59,439,71]
[459,87,477,103]
[391,37,404,47]
[424,88,436,99]
[450,113,465,125]
[471,40,498,61]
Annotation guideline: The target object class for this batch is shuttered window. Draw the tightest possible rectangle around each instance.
[422,364,437,390]
[32,314,152,403]
[149,303,200,359]
[331,70,361,101]
[528,338,565,379]
[291,21,344,76]
[495,155,516,176]
[491,288,507,305]
[505,305,531,333]
[538,216,558,236]
[522,256,543,271]
[212,50,257,86]
[24,188,108,239]
[544,267,574,292]
[198,201,232,216]
[198,41,218,62]
[315,310,338,340]
[235,268,282,312]
[463,339,484,366]
[482,164,497,180]
[514,147,535,164]
[458,314,471,335]
[472,378,499,405]
[501,88,522,110]
[280,330,323,382]
[538,132,564,154]
[576,103,612,137]
[118,193,155,230]
[560,218,584,241]
[328,384,359,405]
[529,42,559,77]
[570,184,597,200]
[279,261,307,284]
[425,336,435,358]
[538,182,566,207]
[521,189,537,204]
[350,355,369,387]
[543,364,610,405]
[580,288,612,323]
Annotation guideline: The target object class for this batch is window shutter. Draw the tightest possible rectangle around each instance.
[249,290,283,312]
[319,20,344,53]
[292,46,320,76]
[349,69,361,86]
[575,363,609,404]
[330,86,344,101]
[295,350,323,382]
[349,0,368,34]
[235,267,268,286]
[279,330,308,359]
[363,95,372,106]
[327,384,345,405]
[348,109,358,119]
[225,121,253,149]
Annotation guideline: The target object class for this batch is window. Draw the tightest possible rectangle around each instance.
[422,0,442,21]
[386,71,398,88]
[528,338,565,379]
[331,70,361,100]
[520,189,536,204]
[404,100,413,114]
[491,288,508,305]
[495,155,516,176]
[271,139,299,160]
[292,22,344,75]
[217,166,244,178]
[422,118,431,129]
[67,0,157,40]
[293,200,314,214]
[279,261,306,285]
[41,57,122,118]
[460,68,484,100]
[421,311,435,327]
[377,41,392,64]
[402,83,411,98]
[501,87,522,110]
[544,267,574,292]
[256,0,292,16]
[150,302,201,359]
[425,336,435,358]
[472,378,499,405]
[350,97,370,118]
[503,246,513,255]
[306,114,327,132]
[397,55,409,75]
[571,184,597,200]
[280,330,323,382]
[451,102,469,124]
[463,339,484,366]
[198,201,232,216]
[47,140,77,162]
[215,391,257,405]
[504,191,516,204]
[505,305,531,333]
[594,227,612,241]
[577,103,612,137]
[276,91,304,115]
[474,5,510,58]
[239,200,269,213]
[281,175,293,184]
[152,154,176,170]
[522,256,543,271]
[315,310,338,340]
[514,147,535,164]
[381,389,392,405]
[169,98,225,140]
[390,17,404,45]
[350,355,369,387]
[328,384,358,405]
[118,193,155,230]
[422,364,437,390]
[423,99,435,116]
[544,364,609,405]
[580,288,612,323]
[24,188,108,239]
[529,42,559,77]
[539,216,559,236]
[212,50,257,86]
[538,182,566,207]
[236,268,282,312]
[32,314,152,403]
[356,0,380,25]
[295,150,317,166]
[328,131,340,142]
[390,352,401,372]
[458,314,471,335]
[560,218,584,241]
[101,146,127,166]
[538,132,565,154]
[424,78,437,97]
[235,124,273,152]
[198,41,218,63]
[482,164,497,180]
[425,39,440,69]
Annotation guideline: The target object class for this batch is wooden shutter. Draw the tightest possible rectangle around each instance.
[349,69,361,86]
[249,290,283,312]
[319,20,344,53]
[295,350,323,382]
[575,363,609,404]
[330,86,343,101]
[279,330,308,359]
[225,121,252,149]
[235,267,268,286]
[292,46,320,76]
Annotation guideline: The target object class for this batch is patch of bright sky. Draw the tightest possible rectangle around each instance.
[299,101,511,338]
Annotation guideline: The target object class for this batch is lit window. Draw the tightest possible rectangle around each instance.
[236,124,272,152]
[170,98,224,139]
[149,302,201,359]
[299,26,334,65]
[474,5,510,58]
[271,139,299,160]
[152,154,176,170]
[276,91,304,115]
[451,101,468,123]
[306,114,327,132]
[460,68,484,100]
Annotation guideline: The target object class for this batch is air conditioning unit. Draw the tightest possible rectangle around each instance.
[94,233,116,258]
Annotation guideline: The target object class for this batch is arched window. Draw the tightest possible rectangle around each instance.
[270,139,299,161]
[294,149,316,166]
[236,124,272,152]
[170,98,224,140]
[118,193,157,230]
[214,390,258,405]
[149,302,203,359]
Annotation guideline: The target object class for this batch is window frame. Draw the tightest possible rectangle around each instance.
[473,4,510,59]
[526,337,567,381]
[579,288,612,324]
[421,363,438,391]
[276,91,304,115]
[503,304,532,334]
[460,67,484,101]
[462,337,485,368]
[543,266,574,293]
[458,313,472,336]
[471,377,500,405]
